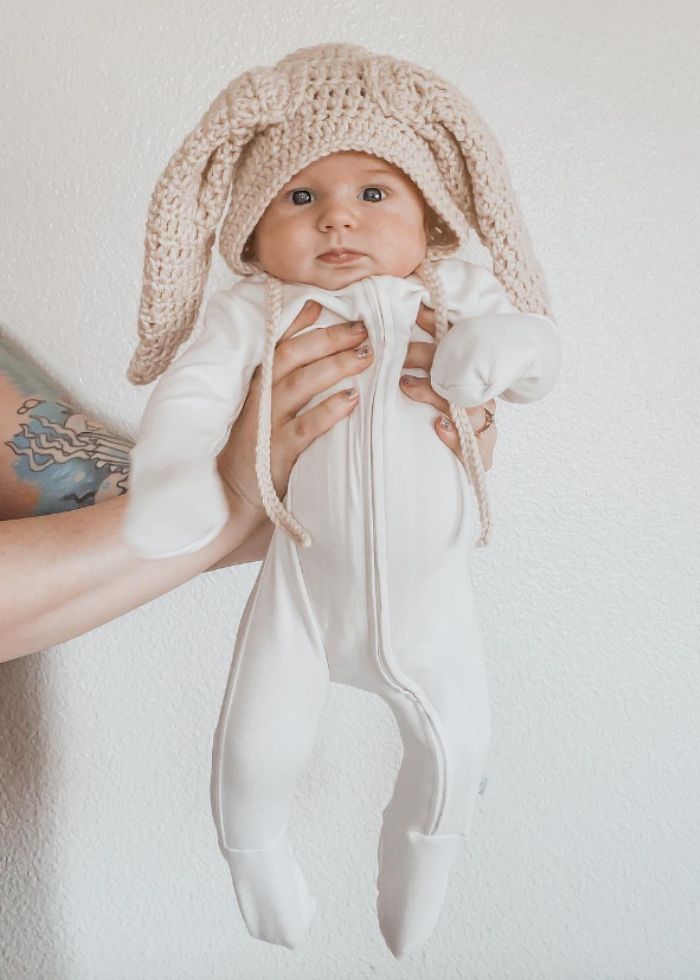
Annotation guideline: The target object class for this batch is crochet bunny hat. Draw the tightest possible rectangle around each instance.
[128,42,553,548]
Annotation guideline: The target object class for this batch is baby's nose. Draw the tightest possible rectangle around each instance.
[318,202,358,230]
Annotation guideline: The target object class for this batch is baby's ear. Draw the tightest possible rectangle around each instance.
[242,231,256,262]
[424,202,457,250]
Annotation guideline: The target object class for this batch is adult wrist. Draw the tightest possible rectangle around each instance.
[218,470,267,544]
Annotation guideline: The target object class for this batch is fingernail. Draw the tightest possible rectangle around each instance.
[439,415,452,430]
[349,320,366,333]
[355,345,371,358]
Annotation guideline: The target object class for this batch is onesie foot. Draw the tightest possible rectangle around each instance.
[223,827,317,949]
[376,827,465,958]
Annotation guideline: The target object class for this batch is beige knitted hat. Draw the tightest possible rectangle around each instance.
[128,41,553,548]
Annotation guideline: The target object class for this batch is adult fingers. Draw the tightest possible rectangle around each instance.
[434,403,498,469]
[272,340,373,426]
[400,385,497,428]
[400,377,493,441]
[267,317,370,387]
[402,342,435,371]
[399,374,450,415]
[269,389,362,493]
[415,303,436,336]
[415,303,453,337]
[399,374,498,469]
[405,305,459,374]
[278,300,324,341]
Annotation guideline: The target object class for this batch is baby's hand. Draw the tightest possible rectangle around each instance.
[400,303,497,471]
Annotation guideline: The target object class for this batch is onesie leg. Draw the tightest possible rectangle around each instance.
[374,591,492,958]
[210,531,330,950]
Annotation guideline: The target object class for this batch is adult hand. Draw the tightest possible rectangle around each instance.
[399,303,498,471]
[217,301,373,526]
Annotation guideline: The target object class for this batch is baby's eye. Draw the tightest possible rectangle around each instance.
[362,186,386,202]
[290,189,313,205]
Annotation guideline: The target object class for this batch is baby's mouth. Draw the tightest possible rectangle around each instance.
[317,249,366,263]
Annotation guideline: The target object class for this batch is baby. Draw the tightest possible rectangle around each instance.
[122,44,561,959]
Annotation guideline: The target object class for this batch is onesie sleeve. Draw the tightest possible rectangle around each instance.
[122,288,265,559]
[430,262,561,407]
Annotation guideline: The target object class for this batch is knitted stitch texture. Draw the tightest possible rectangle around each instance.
[128,42,554,547]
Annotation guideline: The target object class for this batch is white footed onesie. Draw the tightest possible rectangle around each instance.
[123,255,560,956]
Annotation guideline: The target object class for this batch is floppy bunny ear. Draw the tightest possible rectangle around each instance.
[430,77,554,320]
[127,71,261,385]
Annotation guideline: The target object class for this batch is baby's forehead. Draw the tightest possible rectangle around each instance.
[285,151,405,183]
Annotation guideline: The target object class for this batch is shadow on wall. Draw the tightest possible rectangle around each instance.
[0,653,71,979]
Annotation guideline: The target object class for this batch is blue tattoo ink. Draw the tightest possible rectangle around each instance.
[5,397,131,515]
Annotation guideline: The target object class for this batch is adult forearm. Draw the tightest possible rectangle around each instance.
[0,493,261,662]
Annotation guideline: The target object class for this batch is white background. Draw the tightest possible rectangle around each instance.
[1,1,699,977]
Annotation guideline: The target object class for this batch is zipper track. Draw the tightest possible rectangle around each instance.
[363,278,447,837]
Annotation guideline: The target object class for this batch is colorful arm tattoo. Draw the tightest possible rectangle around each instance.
[0,335,132,515]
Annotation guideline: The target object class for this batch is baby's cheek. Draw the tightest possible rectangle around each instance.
[387,226,428,276]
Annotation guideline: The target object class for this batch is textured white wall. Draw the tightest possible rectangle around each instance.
[1,1,699,977]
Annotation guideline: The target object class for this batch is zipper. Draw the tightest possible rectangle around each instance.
[362,278,447,837]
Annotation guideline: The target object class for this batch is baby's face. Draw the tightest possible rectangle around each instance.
[250,151,429,289]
